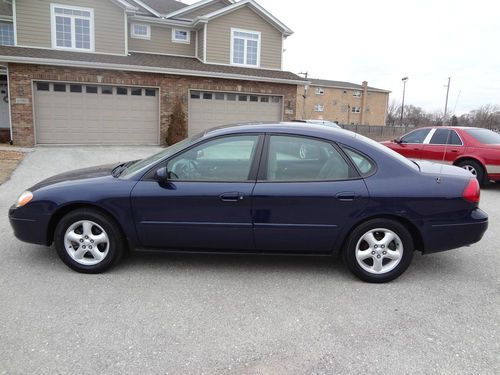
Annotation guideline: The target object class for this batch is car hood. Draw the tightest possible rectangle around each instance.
[414,160,472,178]
[29,163,118,191]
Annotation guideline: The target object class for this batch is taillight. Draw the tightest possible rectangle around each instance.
[462,178,480,203]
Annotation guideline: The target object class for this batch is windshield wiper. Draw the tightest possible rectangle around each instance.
[112,161,137,177]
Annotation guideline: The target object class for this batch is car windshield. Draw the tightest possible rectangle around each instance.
[358,133,419,171]
[465,128,500,144]
[120,133,204,178]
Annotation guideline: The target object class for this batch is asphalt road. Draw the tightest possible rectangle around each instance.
[1,147,499,375]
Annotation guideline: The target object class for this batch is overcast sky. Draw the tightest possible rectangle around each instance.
[184,0,500,115]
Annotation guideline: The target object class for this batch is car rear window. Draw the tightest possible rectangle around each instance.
[465,128,500,144]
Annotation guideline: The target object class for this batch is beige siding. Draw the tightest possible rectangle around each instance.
[206,7,282,69]
[16,0,125,54]
[129,25,195,56]
[180,1,227,19]
[197,27,204,60]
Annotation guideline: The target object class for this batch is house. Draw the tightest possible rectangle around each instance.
[0,0,304,146]
[296,79,391,126]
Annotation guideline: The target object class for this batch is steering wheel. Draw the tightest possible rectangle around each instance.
[170,159,200,180]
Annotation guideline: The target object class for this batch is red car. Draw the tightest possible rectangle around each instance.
[381,127,500,185]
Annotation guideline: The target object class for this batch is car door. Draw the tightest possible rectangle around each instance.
[422,128,465,163]
[252,134,369,253]
[393,128,433,159]
[130,134,263,250]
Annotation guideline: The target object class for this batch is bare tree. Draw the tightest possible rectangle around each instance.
[386,100,400,126]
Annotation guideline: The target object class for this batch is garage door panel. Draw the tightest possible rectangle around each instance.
[189,91,282,136]
[35,83,159,145]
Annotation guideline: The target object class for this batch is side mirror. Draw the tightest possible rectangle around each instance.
[394,138,402,144]
[154,166,168,180]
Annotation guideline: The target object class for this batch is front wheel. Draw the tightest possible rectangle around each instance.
[343,219,414,283]
[54,208,125,273]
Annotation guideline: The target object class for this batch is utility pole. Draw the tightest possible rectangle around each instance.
[400,77,408,126]
[443,77,451,125]
[298,72,309,120]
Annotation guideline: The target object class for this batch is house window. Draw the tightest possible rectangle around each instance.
[315,87,325,95]
[351,107,361,113]
[172,28,190,43]
[51,4,94,51]
[353,91,362,98]
[131,23,150,40]
[0,22,14,46]
[314,104,324,112]
[231,28,260,67]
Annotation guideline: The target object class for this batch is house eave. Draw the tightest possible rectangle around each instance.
[0,55,305,85]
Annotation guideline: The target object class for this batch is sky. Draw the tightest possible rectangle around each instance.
[183,0,500,115]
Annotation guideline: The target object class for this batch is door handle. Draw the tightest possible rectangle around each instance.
[413,148,421,151]
[336,192,357,202]
[450,149,458,153]
[219,192,244,202]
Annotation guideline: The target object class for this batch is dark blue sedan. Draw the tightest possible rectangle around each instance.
[9,123,488,282]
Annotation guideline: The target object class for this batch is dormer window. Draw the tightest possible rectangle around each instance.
[231,28,260,67]
[50,4,94,51]
[131,23,151,40]
[172,28,190,43]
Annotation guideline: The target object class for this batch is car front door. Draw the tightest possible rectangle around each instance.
[393,128,433,159]
[130,134,263,250]
[422,128,465,163]
[252,135,369,253]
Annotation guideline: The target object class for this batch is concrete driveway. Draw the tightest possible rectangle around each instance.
[0,146,499,375]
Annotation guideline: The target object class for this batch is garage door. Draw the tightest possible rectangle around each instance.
[34,82,159,145]
[188,91,282,136]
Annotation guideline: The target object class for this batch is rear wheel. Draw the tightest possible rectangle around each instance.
[54,208,125,273]
[456,160,486,186]
[343,219,414,283]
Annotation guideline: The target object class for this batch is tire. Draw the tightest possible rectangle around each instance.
[456,160,486,186]
[343,219,414,283]
[54,208,125,273]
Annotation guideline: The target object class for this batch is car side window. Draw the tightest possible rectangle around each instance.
[429,129,450,145]
[449,130,462,145]
[166,135,259,181]
[401,129,431,144]
[265,136,353,181]
[343,147,375,176]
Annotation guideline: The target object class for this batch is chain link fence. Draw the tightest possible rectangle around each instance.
[338,124,418,141]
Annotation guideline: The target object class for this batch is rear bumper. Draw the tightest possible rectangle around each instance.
[9,206,51,246]
[423,208,488,254]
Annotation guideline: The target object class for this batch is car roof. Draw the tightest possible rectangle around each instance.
[203,122,356,142]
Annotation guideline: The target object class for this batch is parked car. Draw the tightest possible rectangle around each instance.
[381,126,500,185]
[293,119,342,129]
[9,123,488,283]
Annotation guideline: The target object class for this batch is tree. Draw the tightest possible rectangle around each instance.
[167,97,187,145]
[386,100,400,126]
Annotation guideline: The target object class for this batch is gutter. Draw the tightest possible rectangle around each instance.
[0,55,307,85]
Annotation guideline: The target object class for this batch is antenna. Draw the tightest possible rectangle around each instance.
[453,90,462,114]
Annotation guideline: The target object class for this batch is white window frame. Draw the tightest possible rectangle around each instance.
[172,28,190,44]
[130,23,151,40]
[230,28,261,67]
[315,87,325,95]
[351,106,361,113]
[314,104,324,112]
[353,90,362,98]
[50,3,95,52]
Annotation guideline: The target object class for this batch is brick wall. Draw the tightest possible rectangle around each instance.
[8,63,298,147]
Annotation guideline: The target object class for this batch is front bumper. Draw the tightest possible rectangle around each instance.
[9,206,51,246]
[423,208,488,254]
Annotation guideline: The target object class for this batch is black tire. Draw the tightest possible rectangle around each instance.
[54,208,125,273]
[343,218,414,283]
[456,159,486,186]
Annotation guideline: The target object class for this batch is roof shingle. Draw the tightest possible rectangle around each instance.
[138,0,188,14]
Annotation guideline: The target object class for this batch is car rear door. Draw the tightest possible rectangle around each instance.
[251,134,369,253]
[130,134,263,251]
[422,128,465,163]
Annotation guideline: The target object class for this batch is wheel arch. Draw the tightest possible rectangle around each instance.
[336,214,425,256]
[47,203,128,249]
[453,156,485,169]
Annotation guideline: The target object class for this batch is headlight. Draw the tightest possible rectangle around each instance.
[16,190,33,208]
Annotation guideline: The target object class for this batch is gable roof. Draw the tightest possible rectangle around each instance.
[195,0,293,36]
[136,0,188,15]
[163,0,231,18]
[310,78,390,93]
[0,45,306,85]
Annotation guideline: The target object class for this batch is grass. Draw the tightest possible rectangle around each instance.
[0,150,24,185]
